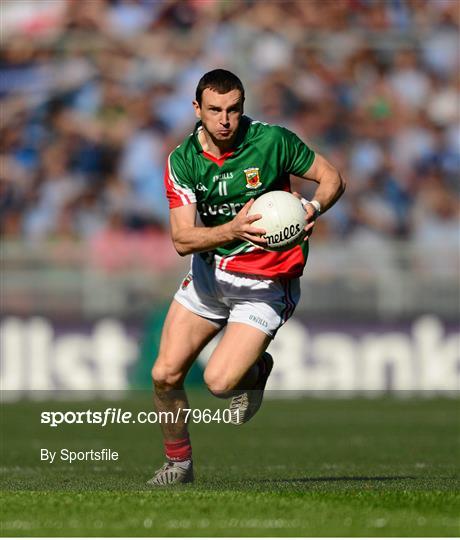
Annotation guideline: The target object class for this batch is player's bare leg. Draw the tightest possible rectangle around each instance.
[147,300,220,486]
[203,323,273,424]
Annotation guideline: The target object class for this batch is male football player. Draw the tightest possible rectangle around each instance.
[148,69,345,485]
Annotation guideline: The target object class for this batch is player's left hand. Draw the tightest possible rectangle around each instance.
[292,191,316,241]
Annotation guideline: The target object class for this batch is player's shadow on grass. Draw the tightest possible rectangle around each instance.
[259,475,417,484]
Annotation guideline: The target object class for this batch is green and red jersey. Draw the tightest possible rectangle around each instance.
[164,116,315,278]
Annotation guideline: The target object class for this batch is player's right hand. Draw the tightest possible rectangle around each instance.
[229,199,268,246]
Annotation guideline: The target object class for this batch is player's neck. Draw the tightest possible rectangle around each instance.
[198,128,236,159]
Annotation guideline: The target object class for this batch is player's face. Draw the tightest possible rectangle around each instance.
[193,88,244,145]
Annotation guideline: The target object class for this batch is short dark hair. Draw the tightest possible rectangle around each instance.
[195,69,245,106]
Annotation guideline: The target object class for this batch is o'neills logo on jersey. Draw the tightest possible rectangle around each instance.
[244,167,261,189]
[199,202,245,217]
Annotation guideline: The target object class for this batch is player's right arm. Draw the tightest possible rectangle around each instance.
[169,199,267,256]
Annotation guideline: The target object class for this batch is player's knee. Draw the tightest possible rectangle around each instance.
[151,359,184,390]
[203,369,236,398]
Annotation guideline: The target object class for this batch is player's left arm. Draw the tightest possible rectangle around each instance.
[298,152,346,223]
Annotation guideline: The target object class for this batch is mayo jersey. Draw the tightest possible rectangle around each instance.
[164,116,315,278]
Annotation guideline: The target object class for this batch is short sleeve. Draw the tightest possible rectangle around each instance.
[164,151,197,209]
[279,127,315,177]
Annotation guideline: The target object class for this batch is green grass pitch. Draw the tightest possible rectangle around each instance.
[1,395,459,536]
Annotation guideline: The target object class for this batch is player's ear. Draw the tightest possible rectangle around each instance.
[192,100,201,119]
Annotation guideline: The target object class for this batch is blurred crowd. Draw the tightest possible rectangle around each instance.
[1,0,459,265]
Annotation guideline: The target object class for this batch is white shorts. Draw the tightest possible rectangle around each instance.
[174,254,300,338]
